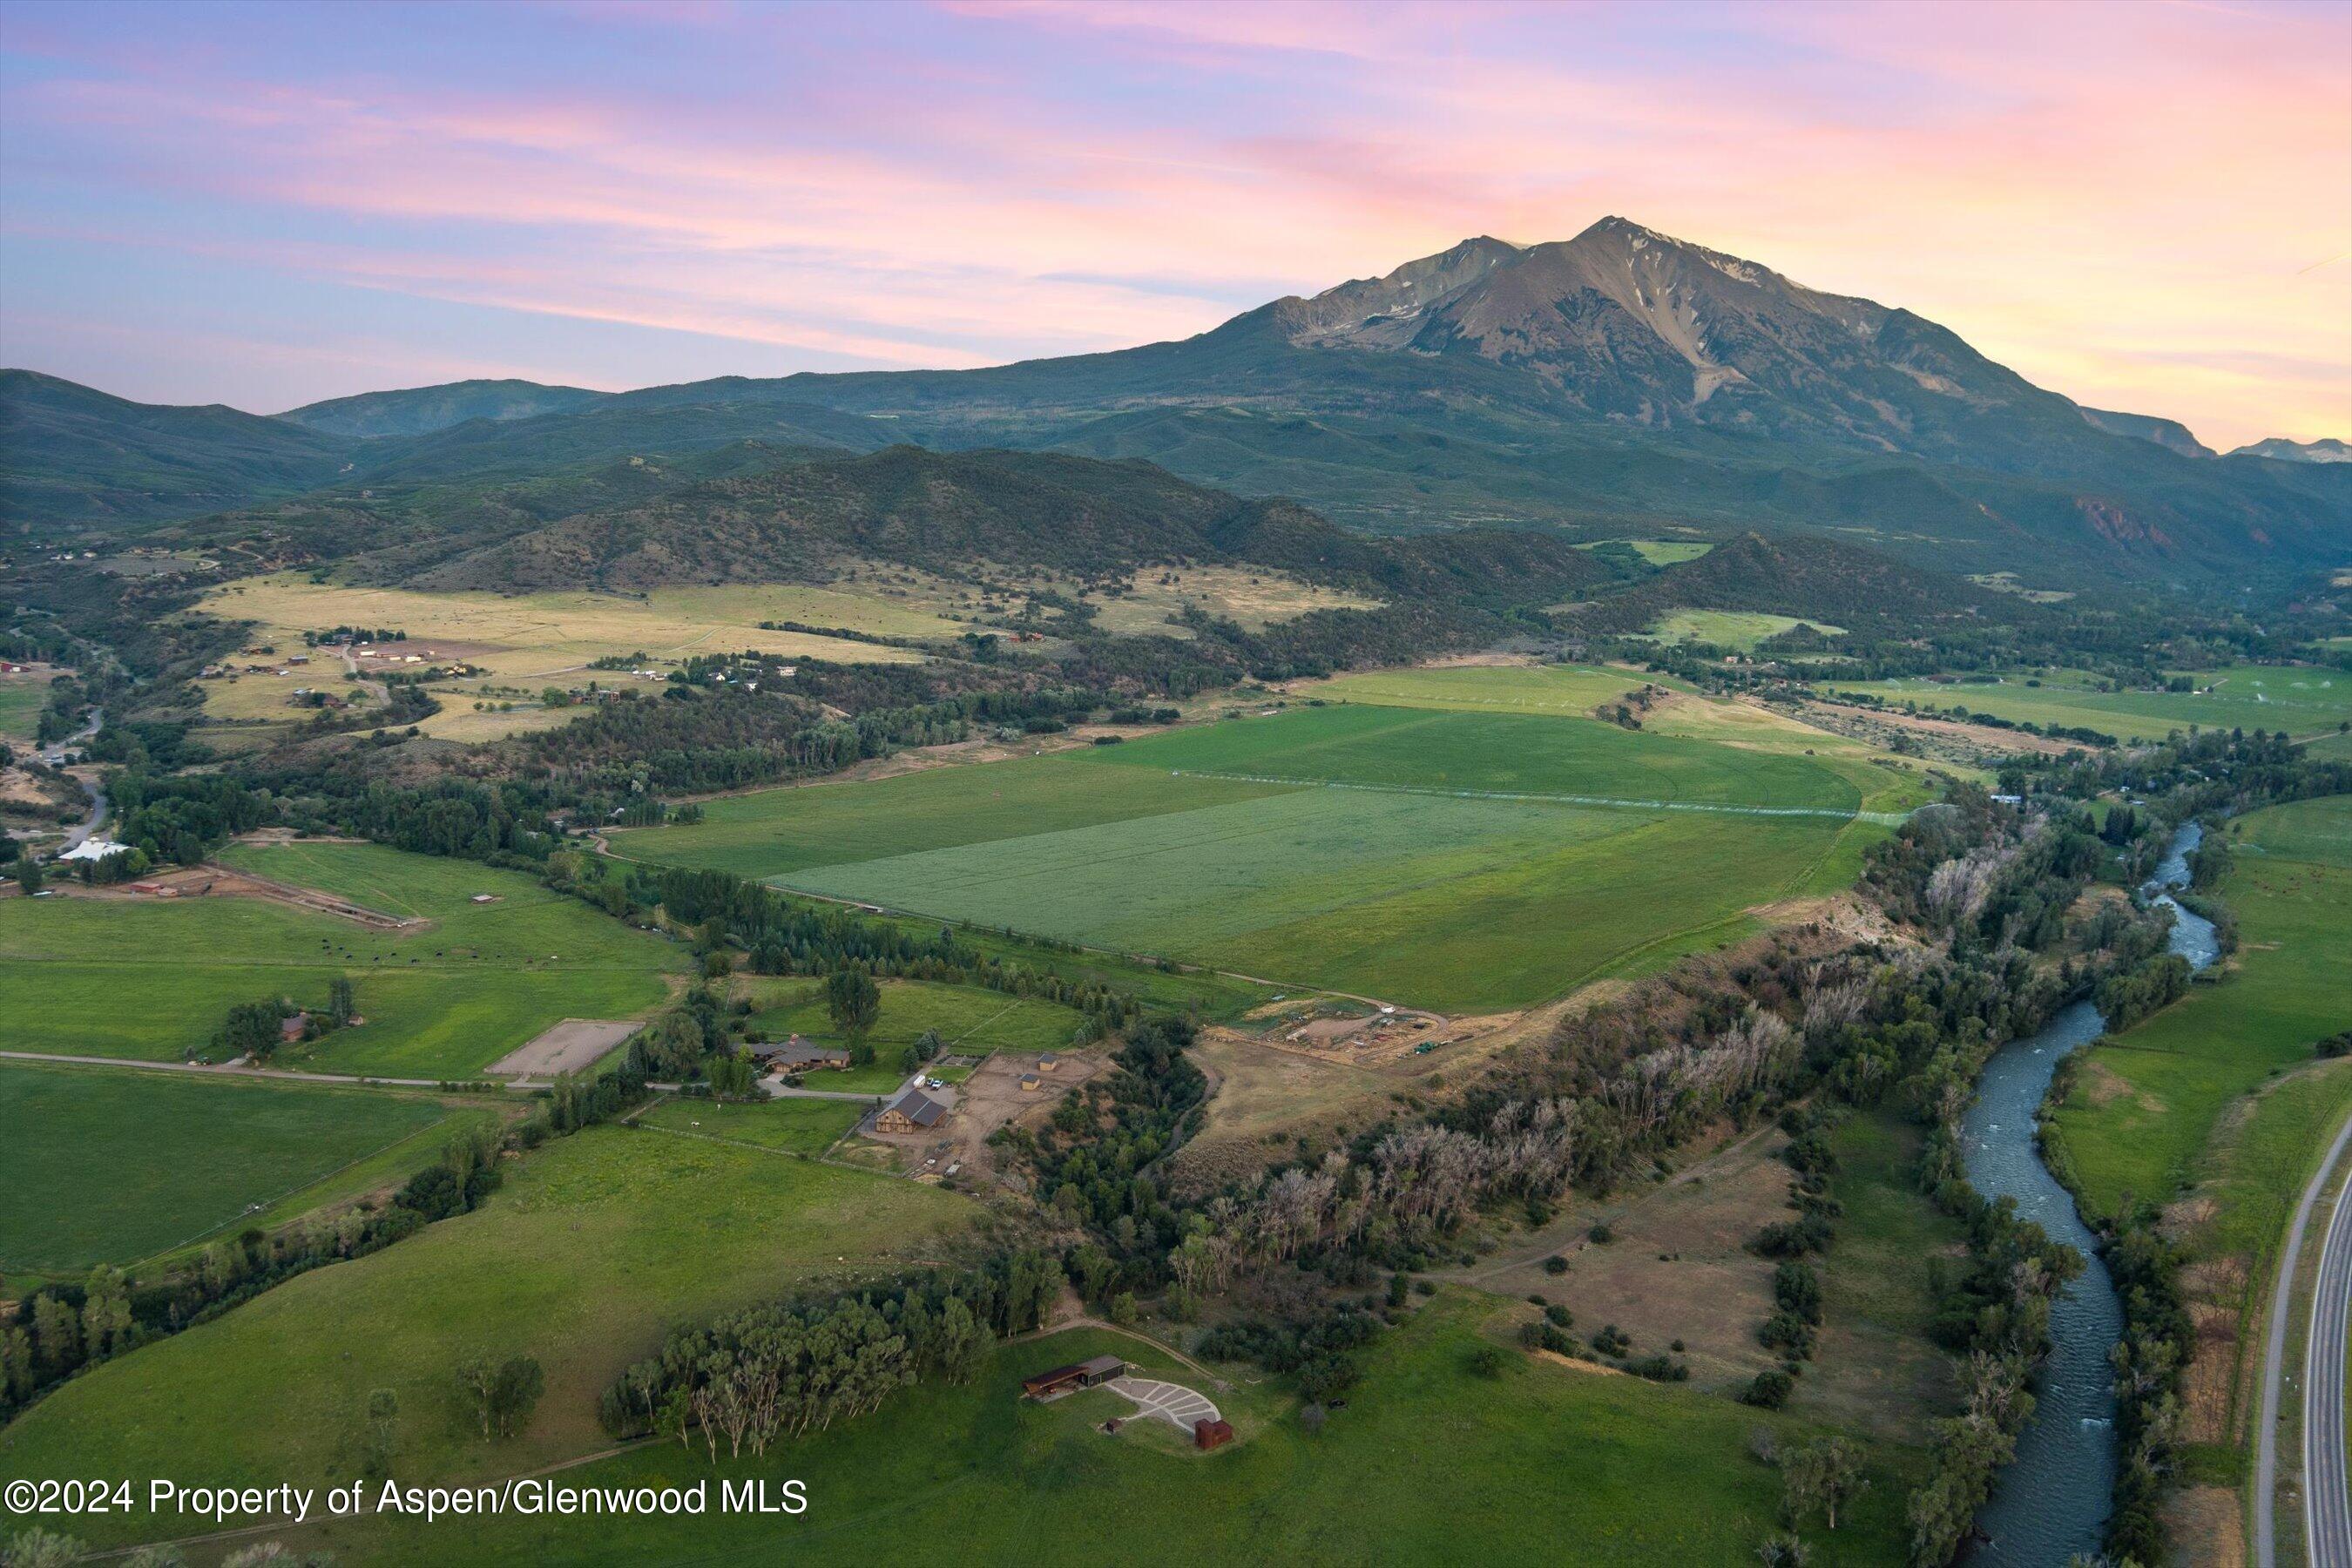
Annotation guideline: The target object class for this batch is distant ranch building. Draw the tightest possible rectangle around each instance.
[753,1038,852,1073]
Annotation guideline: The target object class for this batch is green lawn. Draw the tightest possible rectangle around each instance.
[283,1294,1916,1567]
[621,706,1882,1014]
[0,1061,459,1274]
[1828,664,2352,745]
[2051,796,2352,1220]
[740,976,1087,1062]
[0,842,681,1078]
[0,1125,975,1533]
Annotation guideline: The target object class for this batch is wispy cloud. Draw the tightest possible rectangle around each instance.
[0,0,2343,446]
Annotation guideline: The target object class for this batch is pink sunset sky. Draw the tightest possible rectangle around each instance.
[1,0,2346,449]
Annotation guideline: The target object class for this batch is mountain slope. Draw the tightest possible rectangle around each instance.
[2081,407,2216,460]
[277,379,608,439]
[360,444,1615,604]
[5,219,2341,586]
[1569,531,2009,637]
[0,368,352,528]
[2227,437,2350,464]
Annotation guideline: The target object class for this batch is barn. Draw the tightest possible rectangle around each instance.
[1021,1355,1128,1400]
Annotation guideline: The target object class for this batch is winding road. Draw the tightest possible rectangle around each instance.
[2307,1135,2352,1568]
[2257,1103,2352,1568]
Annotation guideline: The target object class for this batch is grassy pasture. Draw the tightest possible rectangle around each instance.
[1828,664,2352,744]
[1305,660,1693,717]
[625,704,1879,1013]
[1640,608,1848,650]
[0,669,55,742]
[0,1125,975,1531]
[633,1094,863,1155]
[1574,537,1716,565]
[0,842,679,1078]
[738,976,1087,1063]
[2050,796,2352,1220]
[0,1062,461,1274]
[290,1295,1916,1567]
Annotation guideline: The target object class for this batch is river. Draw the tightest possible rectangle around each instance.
[1960,822,2218,1564]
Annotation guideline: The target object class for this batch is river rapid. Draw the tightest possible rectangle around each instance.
[1959,822,2217,1564]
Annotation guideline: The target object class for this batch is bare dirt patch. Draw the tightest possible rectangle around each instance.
[858,1051,1107,1187]
[487,1018,642,1080]
[1450,1124,1788,1395]
[1798,699,2078,763]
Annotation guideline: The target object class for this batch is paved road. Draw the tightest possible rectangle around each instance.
[2308,1155,2352,1568]
[2258,1105,2352,1567]
[0,1047,451,1088]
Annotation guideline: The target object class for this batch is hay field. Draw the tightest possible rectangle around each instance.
[0,1061,459,1274]
[622,704,1882,1012]
[1828,664,2352,744]
[0,842,679,1077]
[197,575,933,686]
[0,666,56,743]
[1307,660,1694,716]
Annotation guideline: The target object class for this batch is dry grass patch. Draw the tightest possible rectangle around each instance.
[194,574,926,688]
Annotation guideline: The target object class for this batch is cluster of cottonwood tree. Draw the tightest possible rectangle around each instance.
[599,1254,1068,1457]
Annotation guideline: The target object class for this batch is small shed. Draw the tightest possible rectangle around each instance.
[279,1012,308,1044]
[1194,1417,1234,1451]
[1037,1051,1060,1072]
[1018,1073,1043,1092]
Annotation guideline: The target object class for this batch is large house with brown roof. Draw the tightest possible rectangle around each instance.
[874,1085,948,1134]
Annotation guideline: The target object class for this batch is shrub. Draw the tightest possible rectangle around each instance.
[1587,1223,1616,1245]
[1739,1369,1794,1409]
[1542,1254,1570,1275]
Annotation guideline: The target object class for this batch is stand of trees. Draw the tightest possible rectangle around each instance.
[598,1252,1071,1456]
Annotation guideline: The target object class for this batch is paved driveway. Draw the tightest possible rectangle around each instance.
[1106,1375,1220,1432]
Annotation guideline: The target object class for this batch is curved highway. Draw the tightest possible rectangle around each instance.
[2307,1145,2352,1568]
[2257,1104,2352,1568]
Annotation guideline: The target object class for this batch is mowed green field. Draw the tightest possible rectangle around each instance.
[1829,664,2352,744]
[624,703,1886,1013]
[0,1062,458,1274]
[0,1125,975,1535]
[287,1296,1916,1568]
[0,842,680,1078]
[742,976,1085,1059]
[634,1094,863,1155]
[2051,796,2352,1220]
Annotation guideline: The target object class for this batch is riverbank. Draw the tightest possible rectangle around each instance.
[2039,796,2352,1565]
[1955,822,2220,1564]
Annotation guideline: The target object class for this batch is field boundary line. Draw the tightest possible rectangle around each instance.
[116,1107,471,1275]
[1159,769,1903,824]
